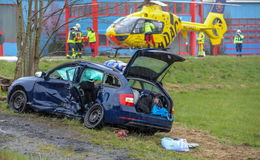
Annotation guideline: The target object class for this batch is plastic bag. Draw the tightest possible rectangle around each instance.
[104,60,127,71]
[151,105,173,120]
[161,137,190,152]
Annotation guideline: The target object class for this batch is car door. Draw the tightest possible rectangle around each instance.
[32,65,81,114]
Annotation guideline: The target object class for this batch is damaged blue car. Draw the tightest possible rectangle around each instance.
[8,49,185,134]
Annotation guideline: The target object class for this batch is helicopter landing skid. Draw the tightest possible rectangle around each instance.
[108,47,132,58]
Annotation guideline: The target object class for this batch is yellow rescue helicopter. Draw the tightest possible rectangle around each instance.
[106,0,229,48]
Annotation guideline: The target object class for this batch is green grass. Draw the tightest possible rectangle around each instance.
[0,55,260,159]
[60,118,196,160]
[172,87,260,147]
[164,55,260,147]
[0,149,50,160]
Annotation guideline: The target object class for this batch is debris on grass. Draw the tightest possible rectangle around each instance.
[0,76,12,92]
[114,129,128,138]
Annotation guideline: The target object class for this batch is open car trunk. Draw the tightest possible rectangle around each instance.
[124,49,185,81]
[124,49,185,119]
[128,78,172,120]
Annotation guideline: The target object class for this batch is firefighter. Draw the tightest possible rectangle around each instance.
[144,20,155,48]
[87,27,97,57]
[197,32,206,57]
[234,29,244,56]
[66,26,77,59]
[75,23,83,58]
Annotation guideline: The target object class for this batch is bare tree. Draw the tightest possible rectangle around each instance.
[14,0,75,79]
[14,0,123,79]
[15,0,48,79]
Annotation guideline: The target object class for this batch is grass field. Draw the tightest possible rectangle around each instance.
[163,56,260,147]
[0,149,50,160]
[0,55,259,159]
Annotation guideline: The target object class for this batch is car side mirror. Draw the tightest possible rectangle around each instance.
[35,71,46,78]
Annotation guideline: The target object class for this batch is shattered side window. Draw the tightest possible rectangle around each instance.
[49,66,77,81]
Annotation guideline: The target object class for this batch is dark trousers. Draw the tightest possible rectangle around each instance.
[68,43,75,56]
[236,43,242,52]
[75,43,83,52]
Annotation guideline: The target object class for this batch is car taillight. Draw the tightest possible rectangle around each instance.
[119,94,134,106]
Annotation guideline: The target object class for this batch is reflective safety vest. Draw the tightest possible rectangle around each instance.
[234,34,244,44]
[197,32,205,44]
[67,31,76,43]
[144,22,155,33]
[87,31,96,43]
[75,30,83,43]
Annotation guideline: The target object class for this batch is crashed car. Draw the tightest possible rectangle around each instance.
[8,49,185,134]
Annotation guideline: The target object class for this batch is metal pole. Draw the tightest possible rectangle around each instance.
[190,0,197,56]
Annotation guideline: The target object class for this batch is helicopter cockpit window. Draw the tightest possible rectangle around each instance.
[132,19,145,34]
[132,19,164,34]
[152,20,164,34]
[114,17,139,34]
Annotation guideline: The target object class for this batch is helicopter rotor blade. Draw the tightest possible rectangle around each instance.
[129,0,168,8]
[151,0,168,6]
[157,0,240,6]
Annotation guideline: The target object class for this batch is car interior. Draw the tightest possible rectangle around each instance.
[78,70,121,106]
[128,78,170,115]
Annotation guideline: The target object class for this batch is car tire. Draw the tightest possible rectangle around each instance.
[9,90,28,113]
[84,103,104,129]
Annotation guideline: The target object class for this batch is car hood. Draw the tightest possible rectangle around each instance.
[123,49,185,81]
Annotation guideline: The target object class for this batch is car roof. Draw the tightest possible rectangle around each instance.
[48,60,121,75]
[79,60,122,73]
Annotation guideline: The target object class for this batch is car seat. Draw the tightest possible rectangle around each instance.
[105,76,113,85]
[79,81,96,104]
[136,91,153,114]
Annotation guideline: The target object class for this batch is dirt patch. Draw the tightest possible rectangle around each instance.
[0,111,259,160]
[165,83,233,92]
[163,122,260,160]
[0,112,136,160]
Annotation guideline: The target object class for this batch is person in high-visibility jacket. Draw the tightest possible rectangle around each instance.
[234,29,244,56]
[66,27,76,59]
[144,20,155,48]
[87,27,97,57]
[197,32,206,57]
[75,23,83,58]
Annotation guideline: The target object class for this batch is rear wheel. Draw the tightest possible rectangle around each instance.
[84,103,104,129]
[9,90,28,113]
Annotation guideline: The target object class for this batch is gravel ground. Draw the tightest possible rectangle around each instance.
[0,112,136,160]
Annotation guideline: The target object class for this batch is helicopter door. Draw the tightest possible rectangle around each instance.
[132,19,164,34]
[132,19,145,34]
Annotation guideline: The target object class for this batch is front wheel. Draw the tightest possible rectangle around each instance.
[84,103,104,129]
[9,90,28,113]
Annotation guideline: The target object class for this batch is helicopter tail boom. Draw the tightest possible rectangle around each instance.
[181,0,227,45]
